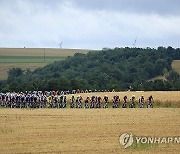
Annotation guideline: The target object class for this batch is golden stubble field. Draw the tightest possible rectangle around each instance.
[0,108,179,154]
[0,48,93,56]
[172,60,180,73]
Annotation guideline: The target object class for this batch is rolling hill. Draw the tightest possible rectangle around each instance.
[0,48,97,80]
[1,47,179,92]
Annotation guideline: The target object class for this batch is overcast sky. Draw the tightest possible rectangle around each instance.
[0,0,180,49]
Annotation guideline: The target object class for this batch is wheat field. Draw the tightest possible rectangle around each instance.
[66,91,180,107]
[0,48,93,56]
[0,48,95,56]
[0,91,179,153]
[0,108,179,154]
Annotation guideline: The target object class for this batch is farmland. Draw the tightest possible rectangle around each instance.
[0,48,92,56]
[0,48,95,80]
[0,91,179,154]
[0,108,179,154]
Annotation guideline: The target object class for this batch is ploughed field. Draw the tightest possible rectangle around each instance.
[0,108,179,154]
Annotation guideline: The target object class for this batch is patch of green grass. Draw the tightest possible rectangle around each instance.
[129,142,158,150]
[0,106,6,109]
[153,103,180,108]
[0,127,14,134]
[0,56,67,63]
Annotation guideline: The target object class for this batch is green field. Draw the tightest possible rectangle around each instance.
[0,56,67,63]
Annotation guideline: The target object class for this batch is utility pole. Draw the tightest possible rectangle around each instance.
[44,48,45,62]
[133,37,137,48]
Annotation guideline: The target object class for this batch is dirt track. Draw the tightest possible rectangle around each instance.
[0,108,179,154]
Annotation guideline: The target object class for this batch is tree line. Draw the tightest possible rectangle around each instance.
[0,46,179,92]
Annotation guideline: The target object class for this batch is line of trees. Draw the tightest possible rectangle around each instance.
[0,46,179,92]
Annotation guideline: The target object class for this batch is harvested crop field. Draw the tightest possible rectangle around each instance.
[172,60,180,73]
[0,108,179,154]
[0,48,93,57]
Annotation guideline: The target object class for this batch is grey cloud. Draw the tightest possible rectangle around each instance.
[72,0,180,15]
[0,0,179,49]
[3,0,180,15]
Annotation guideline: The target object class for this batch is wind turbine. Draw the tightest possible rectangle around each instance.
[59,41,63,48]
